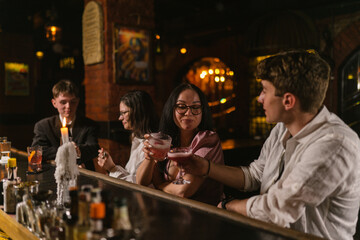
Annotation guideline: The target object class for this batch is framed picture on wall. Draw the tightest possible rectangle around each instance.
[4,62,30,96]
[114,25,151,83]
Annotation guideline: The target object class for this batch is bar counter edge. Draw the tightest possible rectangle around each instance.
[80,168,324,240]
[1,148,324,240]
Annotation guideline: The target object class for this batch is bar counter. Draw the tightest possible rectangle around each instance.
[0,149,325,240]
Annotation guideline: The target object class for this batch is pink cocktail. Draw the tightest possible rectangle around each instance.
[168,147,192,184]
[167,151,192,164]
[150,147,170,159]
[148,132,172,160]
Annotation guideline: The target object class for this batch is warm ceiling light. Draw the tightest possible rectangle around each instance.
[155,34,160,40]
[215,68,220,74]
[208,69,214,75]
[180,48,187,54]
[214,76,220,82]
[45,25,61,42]
[36,51,44,59]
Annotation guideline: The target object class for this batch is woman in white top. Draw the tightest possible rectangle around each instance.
[97,90,158,183]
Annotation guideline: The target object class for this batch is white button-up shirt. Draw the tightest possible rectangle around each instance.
[242,106,360,240]
[109,137,145,183]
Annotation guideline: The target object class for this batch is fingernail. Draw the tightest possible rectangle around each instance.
[149,152,154,155]
[148,144,152,148]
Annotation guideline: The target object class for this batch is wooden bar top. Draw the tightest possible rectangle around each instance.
[0,149,325,240]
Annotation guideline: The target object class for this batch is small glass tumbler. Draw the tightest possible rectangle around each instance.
[27,146,43,173]
[0,141,11,164]
[148,132,172,161]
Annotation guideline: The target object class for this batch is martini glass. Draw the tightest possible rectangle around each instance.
[168,147,192,184]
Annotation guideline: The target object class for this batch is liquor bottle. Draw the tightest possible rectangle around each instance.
[64,187,79,240]
[77,187,92,240]
[112,197,133,239]
[3,158,18,214]
[48,206,66,240]
[100,189,113,231]
[89,201,106,240]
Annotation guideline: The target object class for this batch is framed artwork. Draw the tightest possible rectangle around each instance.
[114,25,151,83]
[4,62,30,96]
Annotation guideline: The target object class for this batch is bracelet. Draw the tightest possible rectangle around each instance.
[202,159,211,178]
[221,197,234,210]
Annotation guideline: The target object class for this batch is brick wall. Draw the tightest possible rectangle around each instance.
[317,12,360,113]
[83,0,155,171]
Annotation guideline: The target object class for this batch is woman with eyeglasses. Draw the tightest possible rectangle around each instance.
[136,83,224,205]
[97,90,158,183]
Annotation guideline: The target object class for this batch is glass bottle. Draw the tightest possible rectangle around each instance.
[64,187,79,240]
[77,189,92,240]
[89,201,106,240]
[4,157,18,213]
[112,198,133,239]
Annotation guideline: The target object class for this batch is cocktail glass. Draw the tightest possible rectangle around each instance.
[27,146,43,173]
[148,132,172,161]
[168,147,192,184]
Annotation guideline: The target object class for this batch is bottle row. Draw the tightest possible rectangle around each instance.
[15,181,135,240]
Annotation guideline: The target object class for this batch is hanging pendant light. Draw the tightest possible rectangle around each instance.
[45,6,62,42]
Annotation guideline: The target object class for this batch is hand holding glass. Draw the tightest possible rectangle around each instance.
[148,132,172,161]
[168,147,192,184]
[27,146,42,173]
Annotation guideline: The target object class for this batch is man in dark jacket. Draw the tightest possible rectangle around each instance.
[31,79,99,170]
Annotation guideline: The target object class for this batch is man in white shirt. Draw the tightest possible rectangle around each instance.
[181,50,360,240]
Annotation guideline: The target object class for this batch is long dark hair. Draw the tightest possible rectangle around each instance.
[120,90,158,138]
[159,83,213,147]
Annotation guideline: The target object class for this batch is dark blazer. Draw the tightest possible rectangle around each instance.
[31,115,100,171]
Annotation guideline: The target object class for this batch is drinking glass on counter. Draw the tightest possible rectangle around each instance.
[148,132,172,160]
[0,141,11,164]
[27,146,43,173]
[168,147,192,184]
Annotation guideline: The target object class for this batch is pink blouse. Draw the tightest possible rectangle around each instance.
[166,130,224,205]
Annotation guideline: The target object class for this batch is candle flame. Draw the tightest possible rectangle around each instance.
[62,117,67,127]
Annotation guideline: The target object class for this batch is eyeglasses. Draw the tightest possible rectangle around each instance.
[119,111,129,117]
[174,104,202,115]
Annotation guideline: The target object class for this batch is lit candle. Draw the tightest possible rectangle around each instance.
[61,117,69,144]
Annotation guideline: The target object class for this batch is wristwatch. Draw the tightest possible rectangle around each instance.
[221,197,234,209]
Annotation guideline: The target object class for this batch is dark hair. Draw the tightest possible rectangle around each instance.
[52,79,79,98]
[120,90,158,138]
[256,49,330,113]
[159,83,213,147]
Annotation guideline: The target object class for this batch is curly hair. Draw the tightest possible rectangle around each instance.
[256,49,330,113]
[159,83,213,147]
[120,90,158,138]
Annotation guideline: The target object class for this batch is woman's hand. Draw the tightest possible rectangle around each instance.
[143,134,168,162]
[97,148,116,172]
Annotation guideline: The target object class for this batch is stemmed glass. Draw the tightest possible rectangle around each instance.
[168,147,192,184]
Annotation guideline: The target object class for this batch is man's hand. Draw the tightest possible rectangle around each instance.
[174,154,209,177]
